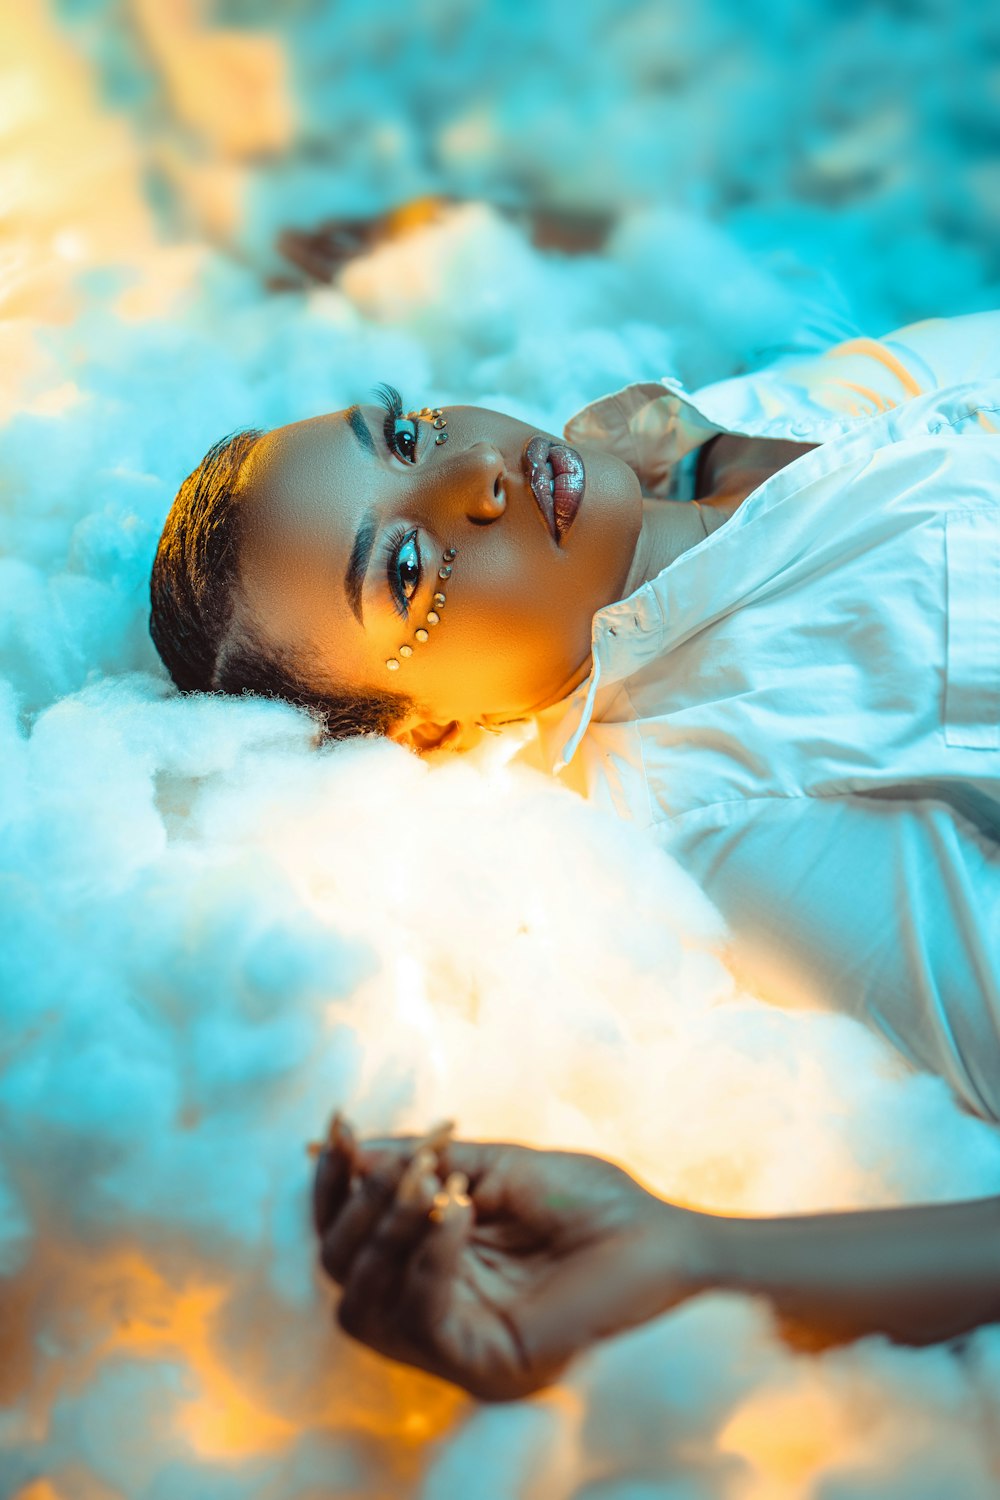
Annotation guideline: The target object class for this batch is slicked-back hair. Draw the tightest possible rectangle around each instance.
[149,429,415,741]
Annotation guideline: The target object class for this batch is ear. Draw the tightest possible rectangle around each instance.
[388,717,470,753]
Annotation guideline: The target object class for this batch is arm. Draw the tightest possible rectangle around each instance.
[673,1193,1000,1351]
[313,1127,1000,1402]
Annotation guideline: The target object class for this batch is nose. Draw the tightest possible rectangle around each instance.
[446,441,507,525]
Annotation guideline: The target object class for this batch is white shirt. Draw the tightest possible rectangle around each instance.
[521,313,1000,1120]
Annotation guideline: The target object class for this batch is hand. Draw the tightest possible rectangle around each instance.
[312,1119,707,1402]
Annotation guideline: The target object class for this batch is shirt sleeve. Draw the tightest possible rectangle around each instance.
[660,790,1000,1122]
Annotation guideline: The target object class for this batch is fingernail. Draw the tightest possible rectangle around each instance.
[307,1109,349,1159]
[429,1170,472,1223]
[444,1170,471,1207]
[397,1147,437,1206]
[415,1119,456,1157]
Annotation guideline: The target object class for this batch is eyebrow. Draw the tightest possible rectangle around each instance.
[344,404,376,455]
[344,504,378,627]
[341,405,378,627]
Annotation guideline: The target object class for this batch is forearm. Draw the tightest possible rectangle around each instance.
[671,1194,1000,1349]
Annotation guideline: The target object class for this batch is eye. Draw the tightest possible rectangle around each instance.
[388,416,419,464]
[372,383,421,465]
[385,525,422,620]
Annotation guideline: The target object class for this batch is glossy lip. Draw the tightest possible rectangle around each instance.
[524,436,585,544]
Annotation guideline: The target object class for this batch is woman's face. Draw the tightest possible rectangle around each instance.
[233,395,642,749]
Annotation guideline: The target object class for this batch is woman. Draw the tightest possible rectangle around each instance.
[151,310,1000,1399]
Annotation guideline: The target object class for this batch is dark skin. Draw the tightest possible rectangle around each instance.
[233,400,646,753]
[312,1120,704,1403]
[231,394,816,753]
[304,431,1000,1399]
[314,1121,1000,1402]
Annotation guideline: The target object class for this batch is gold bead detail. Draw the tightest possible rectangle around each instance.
[415,628,429,643]
[433,592,446,607]
[386,657,400,671]
[399,644,413,657]
[438,565,452,579]
[426,610,440,625]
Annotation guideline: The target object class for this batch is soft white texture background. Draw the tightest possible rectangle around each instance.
[3,2,1000,1496]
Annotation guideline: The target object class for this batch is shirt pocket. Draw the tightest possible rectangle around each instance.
[944,508,1000,750]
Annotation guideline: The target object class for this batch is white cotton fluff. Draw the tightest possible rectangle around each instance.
[4,1,1000,1497]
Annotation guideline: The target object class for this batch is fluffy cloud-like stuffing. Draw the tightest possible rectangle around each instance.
[4,3,1000,1496]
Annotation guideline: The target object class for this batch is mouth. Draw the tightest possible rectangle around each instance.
[524,436,585,544]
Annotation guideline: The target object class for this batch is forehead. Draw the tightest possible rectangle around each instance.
[242,413,363,531]
[234,412,375,678]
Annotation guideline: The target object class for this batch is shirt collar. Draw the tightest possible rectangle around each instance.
[535,377,725,774]
[562,380,720,498]
[536,369,854,775]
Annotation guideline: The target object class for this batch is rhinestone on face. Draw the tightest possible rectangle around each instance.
[432,416,446,430]
[438,565,452,579]
[399,644,413,657]
[433,592,446,607]
[386,658,400,670]
[415,628,429,643]
[443,547,457,560]
[435,432,448,445]
[426,610,440,625]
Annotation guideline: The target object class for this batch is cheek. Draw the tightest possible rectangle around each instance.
[451,547,552,637]
[449,566,589,676]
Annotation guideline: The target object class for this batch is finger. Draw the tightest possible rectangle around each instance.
[401,1176,475,1332]
[354,1120,456,1178]
[336,1161,467,1352]
[311,1113,359,1237]
[357,1135,514,1208]
[428,1171,472,1224]
[321,1146,438,1286]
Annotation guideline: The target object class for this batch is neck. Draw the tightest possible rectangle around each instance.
[620,498,712,596]
[525,494,730,722]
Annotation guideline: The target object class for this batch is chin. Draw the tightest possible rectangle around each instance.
[574,444,642,573]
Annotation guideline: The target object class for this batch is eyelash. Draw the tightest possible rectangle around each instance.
[383,523,422,621]
[373,383,420,464]
[373,385,424,621]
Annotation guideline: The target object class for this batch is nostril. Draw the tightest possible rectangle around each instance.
[494,473,503,498]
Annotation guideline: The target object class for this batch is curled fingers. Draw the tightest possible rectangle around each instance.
[335,1160,473,1354]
